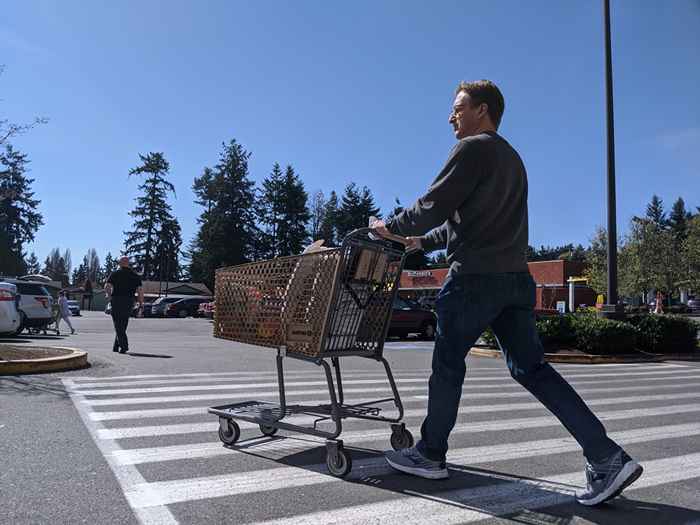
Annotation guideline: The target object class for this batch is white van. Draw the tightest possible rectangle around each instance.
[0,282,20,335]
[3,279,54,334]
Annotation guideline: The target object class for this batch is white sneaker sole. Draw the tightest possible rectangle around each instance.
[577,460,643,506]
[385,456,449,480]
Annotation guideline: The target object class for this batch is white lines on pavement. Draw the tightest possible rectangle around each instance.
[90,390,700,422]
[253,452,700,525]
[71,368,700,396]
[111,419,700,467]
[97,401,700,440]
[123,450,700,514]
[79,375,700,407]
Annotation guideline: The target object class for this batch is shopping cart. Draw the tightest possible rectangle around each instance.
[208,228,414,477]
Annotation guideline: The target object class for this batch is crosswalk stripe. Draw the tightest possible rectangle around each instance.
[71,369,700,396]
[254,452,700,525]
[96,402,700,440]
[79,376,700,407]
[66,362,686,383]
[90,390,700,422]
[111,420,700,466]
[123,450,700,511]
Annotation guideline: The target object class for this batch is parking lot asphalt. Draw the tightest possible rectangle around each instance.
[1,312,699,525]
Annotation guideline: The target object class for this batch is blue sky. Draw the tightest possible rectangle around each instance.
[2,0,699,266]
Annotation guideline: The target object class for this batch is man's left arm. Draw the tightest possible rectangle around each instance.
[387,141,481,238]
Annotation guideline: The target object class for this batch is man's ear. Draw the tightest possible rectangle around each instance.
[478,103,489,120]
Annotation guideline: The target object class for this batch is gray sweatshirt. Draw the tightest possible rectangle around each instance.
[387,131,529,275]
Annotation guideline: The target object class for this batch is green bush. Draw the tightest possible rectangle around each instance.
[626,314,698,353]
[569,315,638,355]
[536,314,576,349]
[481,326,498,347]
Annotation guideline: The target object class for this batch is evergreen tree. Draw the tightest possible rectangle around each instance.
[645,194,666,226]
[153,216,182,282]
[336,183,381,241]
[256,163,285,258]
[0,144,43,275]
[102,252,117,283]
[309,190,325,242]
[276,165,310,256]
[72,263,87,286]
[189,140,258,289]
[42,247,70,286]
[318,190,339,246]
[668,197,692,244]
[25,252,40,274]
[123,152,181,280]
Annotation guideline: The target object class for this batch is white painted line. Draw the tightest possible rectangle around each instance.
[66,362,686,382]
[123,450,700,512]
[91,390,700,422]
[79,375,700,407]
[111,419,700,467]
[61,379,177,525]
[98,402,700,440]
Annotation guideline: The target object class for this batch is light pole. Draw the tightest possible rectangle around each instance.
[601,0,622,317]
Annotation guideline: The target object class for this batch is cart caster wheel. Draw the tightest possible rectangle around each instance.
[326,448,352,478]
[390,426,414,450]
[259,423,278,437]
[218,418,240,445]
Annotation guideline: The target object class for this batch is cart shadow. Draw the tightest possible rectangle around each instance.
[226,438,699,524]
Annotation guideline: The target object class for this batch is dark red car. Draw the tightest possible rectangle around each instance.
[388,297,437,340]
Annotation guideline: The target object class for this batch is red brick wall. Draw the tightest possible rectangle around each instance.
[527,260,587,287]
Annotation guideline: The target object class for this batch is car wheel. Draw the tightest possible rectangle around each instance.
[421,322,436,340]
[178,309,188,318]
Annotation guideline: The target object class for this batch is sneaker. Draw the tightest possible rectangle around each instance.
[385,446,448,480]
[71,329,75,334]
[576,449,643,506]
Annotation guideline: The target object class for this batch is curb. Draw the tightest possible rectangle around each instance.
[469,347,700,364]
[0,346,89,375]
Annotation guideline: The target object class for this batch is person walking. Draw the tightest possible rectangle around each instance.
[372,80,642,506]
[56,291,75,335]
[105,256,144,354]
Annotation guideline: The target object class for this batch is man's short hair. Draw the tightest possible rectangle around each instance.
[456,80,505,129]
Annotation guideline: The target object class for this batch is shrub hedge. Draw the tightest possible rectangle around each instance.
[479,312,698,355]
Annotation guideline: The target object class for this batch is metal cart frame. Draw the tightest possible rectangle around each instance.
[208,228,414,477]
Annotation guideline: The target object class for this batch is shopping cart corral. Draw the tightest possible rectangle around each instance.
[208,228,414,477]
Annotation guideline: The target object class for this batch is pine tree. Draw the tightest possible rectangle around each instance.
[102,252,117,283]
[276,165,310,256]
[318,190,339,246]
[309,190,326,242]
[153,217,182,282]
[123,152,181,280]
[42,247,70,286]
[0,144,43,275]
[336,183,381,241]
[645,195,666,226]
[256,163,285,258]
[25,252,40,274]
[189,140,258,289]
[668,197,692,244]
[72,263,87,286]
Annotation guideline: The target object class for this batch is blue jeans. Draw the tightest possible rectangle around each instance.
[416,272,620,463]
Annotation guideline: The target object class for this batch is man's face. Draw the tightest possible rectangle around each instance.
[118,256,130,268]
[448,91,486,140]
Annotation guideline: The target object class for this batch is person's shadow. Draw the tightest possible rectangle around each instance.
[126,352,172,358]
[223,439,699,524]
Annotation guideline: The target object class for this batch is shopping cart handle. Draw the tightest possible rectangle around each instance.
[343,227,411,248]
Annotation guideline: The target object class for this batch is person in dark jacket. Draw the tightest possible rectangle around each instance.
[105,256,144,354]
[373,80,642,506]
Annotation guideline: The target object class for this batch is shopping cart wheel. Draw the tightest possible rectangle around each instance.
[390,424,414,450]
[259,424,278,437]
[218,418,240,445]
[326,443,352,478]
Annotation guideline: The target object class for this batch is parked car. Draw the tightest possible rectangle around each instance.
[388,296,437,340]
[165,297,212,318]
[687,297,700,313]
[151,296,184,317]
[0,282,21,335]
[197,301,215,319]
[3,279,54,334]
[66,299,81,316]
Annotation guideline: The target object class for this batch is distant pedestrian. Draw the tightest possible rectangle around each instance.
[654,291,664,314]
[105,256,144,354]
[373,79,642,506]
[56,291,75,335]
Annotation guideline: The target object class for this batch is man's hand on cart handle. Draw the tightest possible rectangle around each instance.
[369,219,422,252]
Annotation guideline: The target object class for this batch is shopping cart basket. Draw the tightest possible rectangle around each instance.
[208,227,414,477]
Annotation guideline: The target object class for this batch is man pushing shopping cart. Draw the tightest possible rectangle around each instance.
[371,79,642,506]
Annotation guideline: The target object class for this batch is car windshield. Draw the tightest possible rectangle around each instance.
[16,283,50,296]
[67,300,79,306]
